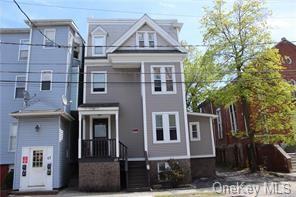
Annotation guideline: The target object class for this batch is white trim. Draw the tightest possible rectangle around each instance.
[152,112,180,144]
[190,154,215,158]
[18,39,29,61]
[189,122,201,141]
[148,155,189,160]
[40,70,53,91]
[25,28,33,91]
[83,64,87,103]
[92,35,106,56]
[43,28,56,49]
[187,112,218,118]
[82,116,86,140]
[136,31,157,49]
[229,104,238,133]
[108,53,186,63]
[14,75,26,99]
[141,61,148,152]
[78,107,119,112]
[115,111,119,157]
[216,108,223,139]
[181,61,191,156]
[90,71,107,94]
[128,157,145,161]
[150,65,176,95]
[78,114,82,158]
[10,111,74,121]
[106,15,186,53]
[64,30,71,112]
[91,25,107,35]
[209,117,216,157]
[8,122,18,152]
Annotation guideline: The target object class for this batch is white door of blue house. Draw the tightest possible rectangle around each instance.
[20,146,53,191]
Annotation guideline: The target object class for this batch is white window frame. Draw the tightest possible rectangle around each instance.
[18,39,29,61]
[216,108,223,139]
[90,71,107,94]
[14,75,26,99]
[40,70,53,91]
[229,104,238,133]
[92,35,106,56]
[151,65,177,95]
[152,112,180,144]
[136,31,157,49]
[8,122,18,152]
[189,122,201,141]
[43,29,56,49]
[157,162,171,181]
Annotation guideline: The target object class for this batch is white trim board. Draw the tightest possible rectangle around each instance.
[187,112,218,118]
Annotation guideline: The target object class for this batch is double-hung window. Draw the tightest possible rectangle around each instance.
[19,39,29,61]
[14,75,26,99]
[229,104,238,133]
[91,71,107,94]
[136,31,156,48]
[8,123,17,152]
[216,108,223,139]
[93,35,106,56]
[151,65,176,94]
[40,70,53,91]
[153,112,180,143]
[189,122,200,141]
[43,29,56,48]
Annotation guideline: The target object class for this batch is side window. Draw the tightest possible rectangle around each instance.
[93,36,106,56]
[157,162,171,181]
[43,29,56,48]
[153,112,180,143]
[91,71,107,94]
[216,108,223,139]
[229,104,238,133]
[40,70,53,91]
[8,123,17,152]
[14,75,26,99]
[190,122,200,141]
[151,66,176,94]
[19,39,29,61]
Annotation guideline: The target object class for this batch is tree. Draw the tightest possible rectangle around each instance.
[200,0,291,171]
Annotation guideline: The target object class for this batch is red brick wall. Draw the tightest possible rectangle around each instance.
[0,165,9,187]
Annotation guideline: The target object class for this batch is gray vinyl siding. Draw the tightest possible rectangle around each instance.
[13,116,61,189]
[187,115,214,156]
[144,62,188,157]
[84,66,144,158]
[0,32,29,164]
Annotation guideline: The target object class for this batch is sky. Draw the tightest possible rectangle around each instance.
[0,0,296,46]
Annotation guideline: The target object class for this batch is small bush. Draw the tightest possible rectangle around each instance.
[2,171,13,190]
[162,160,185,188]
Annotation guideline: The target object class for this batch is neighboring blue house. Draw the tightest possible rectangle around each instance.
[0,19,84,191]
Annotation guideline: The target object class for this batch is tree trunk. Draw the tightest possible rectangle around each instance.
[241,96,258,172]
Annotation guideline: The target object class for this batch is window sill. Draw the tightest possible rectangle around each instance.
[91,91,107,94]
[152,91,177,95]
[190,139,201,142]
[153,140,181,144]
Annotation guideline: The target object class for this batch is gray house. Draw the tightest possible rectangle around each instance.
[0,19,83,191]
[78,15,217,191]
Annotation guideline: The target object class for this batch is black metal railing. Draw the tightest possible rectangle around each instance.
[81,139,128,160]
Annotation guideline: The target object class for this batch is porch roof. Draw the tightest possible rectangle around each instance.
[79,103,119,108]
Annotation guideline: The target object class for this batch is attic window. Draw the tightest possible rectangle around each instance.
[284,56,292,64]
[93,35,106,56]
[136,31,156,48]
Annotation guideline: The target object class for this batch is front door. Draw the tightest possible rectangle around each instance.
[29,149,45,186]
[93,118,109,157]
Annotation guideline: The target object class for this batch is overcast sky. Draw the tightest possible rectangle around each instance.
[1,0,296,46]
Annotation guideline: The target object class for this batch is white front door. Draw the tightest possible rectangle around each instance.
[20,146,53,191]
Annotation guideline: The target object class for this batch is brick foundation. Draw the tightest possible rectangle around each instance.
[149,159,192,186]
[190,157,216,178]
[79,160,120,192]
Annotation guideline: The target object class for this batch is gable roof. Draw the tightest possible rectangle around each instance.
[91,25,107,35]
[106,14,186,53]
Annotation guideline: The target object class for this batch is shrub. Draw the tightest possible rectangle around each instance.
[163,160,185,188]
[2,170,13,190]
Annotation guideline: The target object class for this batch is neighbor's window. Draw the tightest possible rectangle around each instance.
[8,123,17,152]
[190,122,200,141]
[19,39,29,61]
[91,71,107,93]
[14,75,26,99]
[93,35,106,55]
[40,70,53,91]
[44,29,56,48]
[151,66,176,94]
[153,112,179,143]
[157,162,171,181]
[229,104,238,133]
[216,108,223,139]
[136,31,156,48]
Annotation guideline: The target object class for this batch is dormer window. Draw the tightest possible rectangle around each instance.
[93,35,106,56]
[136,31,156,48]
[43,29,56,48]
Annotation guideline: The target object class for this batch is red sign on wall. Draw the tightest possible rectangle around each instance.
[22,156,28,164]
[132,128,139,133]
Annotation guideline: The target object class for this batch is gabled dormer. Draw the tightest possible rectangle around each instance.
[91,26,107,56]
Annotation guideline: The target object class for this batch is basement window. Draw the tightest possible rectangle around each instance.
[157,162,171,181]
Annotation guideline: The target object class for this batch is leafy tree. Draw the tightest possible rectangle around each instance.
[200,0,295,171]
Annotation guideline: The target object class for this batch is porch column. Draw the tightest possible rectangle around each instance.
[116,111,119,158]
[78,113,82,159]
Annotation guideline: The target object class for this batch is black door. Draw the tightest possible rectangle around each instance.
[93,118,109,157]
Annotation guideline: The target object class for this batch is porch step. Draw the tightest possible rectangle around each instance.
[127,161,150,191]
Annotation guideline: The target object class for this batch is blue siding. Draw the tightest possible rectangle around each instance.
[0,32,29,164]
